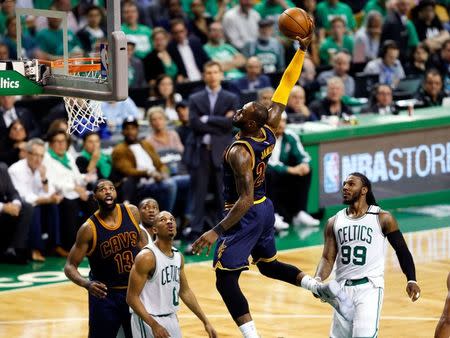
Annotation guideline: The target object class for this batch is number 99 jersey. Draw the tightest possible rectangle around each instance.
[333,205,387,288]
[223,125,276,207]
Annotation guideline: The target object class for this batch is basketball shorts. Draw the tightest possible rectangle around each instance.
[88,288,132,338]
[131,312,181,338]
[330,279,384,338]
[213,198,277,270]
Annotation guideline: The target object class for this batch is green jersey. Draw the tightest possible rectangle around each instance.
[319,35,354,65]
[254,0,295,18]
[316,1,356,31]
[121,24,153,59]
[203,43,244,80]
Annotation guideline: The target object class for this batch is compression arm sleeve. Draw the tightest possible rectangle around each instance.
[271,49,305,106]
[387,230,416,281]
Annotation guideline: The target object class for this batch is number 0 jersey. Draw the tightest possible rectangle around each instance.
[87,204,141,288]
[139,244,182,316]
[333,205,387,288]
[223,125,276,206]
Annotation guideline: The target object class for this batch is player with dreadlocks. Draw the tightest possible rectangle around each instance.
[314,172,421,338]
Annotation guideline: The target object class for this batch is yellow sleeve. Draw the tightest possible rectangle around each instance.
[271,49,306,106]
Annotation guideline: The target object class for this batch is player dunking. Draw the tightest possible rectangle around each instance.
[435,272,450,338]
[191,35,354,337]
[315,172,421,338]
[138,198,160,244]
[127,211,217,338]
[64,179,144,338]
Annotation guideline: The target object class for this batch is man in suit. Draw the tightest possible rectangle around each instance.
[0,162,32,264]
[167,19,210,82]
[380,0,419,64]
[184,61,239,253]
[0,96,40,140]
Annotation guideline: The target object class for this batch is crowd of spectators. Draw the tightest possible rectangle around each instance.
[1,0,450,262]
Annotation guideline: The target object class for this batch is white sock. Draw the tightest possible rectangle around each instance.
[239,321,259,338]
[300,275,320,294]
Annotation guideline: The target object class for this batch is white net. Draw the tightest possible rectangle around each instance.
[63,67,105,135]
[63,96,104,135]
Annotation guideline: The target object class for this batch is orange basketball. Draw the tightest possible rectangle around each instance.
[278,8,313,40]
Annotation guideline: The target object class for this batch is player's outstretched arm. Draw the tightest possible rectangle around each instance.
[315,216,338,281]
[267,34,312,131]
[192,145,253,255]
[435,272,450,338]
[381,211,421,302]
[126,250,170,337]
[64,222,108,298]
[179,256,217,338]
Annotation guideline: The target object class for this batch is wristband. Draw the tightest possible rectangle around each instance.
[407,280,417,284]
[212,224,225,236]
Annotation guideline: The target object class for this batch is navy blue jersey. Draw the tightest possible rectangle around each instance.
[223,125,276,206]
[87,204,140,288]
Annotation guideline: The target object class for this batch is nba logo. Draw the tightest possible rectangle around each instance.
[100,43,108,79]
[323,152,340,193]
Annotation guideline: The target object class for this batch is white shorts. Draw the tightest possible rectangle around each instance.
[131,312,181,338]
[330,279,384,338]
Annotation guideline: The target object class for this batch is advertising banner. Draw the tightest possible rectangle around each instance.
[319,127,450,206]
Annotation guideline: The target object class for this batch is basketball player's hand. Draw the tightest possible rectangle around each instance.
[150,322,170,338]
[87,281,107,298]
[204,322,217,338]
[406,281,421,302]
[296,34,313,51]
[192,230,218,256]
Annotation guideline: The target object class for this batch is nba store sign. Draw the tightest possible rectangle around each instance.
[319,127,450,206]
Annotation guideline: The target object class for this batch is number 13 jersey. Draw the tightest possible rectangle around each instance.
[333,205,387,288]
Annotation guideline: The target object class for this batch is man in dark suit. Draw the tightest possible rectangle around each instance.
[184,61,239,252]
[0,162,32,264]
[380,0,418,64]
[167,19,210,82]
[0,96,40,140]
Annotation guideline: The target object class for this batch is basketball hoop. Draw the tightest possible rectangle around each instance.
[41,58,106,134]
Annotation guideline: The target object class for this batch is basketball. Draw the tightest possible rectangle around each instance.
[278,7,313,40]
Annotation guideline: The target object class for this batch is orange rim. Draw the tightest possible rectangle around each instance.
[39,57,101,74]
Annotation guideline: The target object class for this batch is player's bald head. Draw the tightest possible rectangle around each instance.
[250,101,269,128]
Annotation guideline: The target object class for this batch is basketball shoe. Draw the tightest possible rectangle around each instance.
[316,280,355,321]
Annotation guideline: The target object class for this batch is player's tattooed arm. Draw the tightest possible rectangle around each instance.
[64,222,107,298]
[191,145,253,256]
[315,216,338,281]
[217,145,254,232]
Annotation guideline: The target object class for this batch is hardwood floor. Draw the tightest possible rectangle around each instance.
[0,228,448,337]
